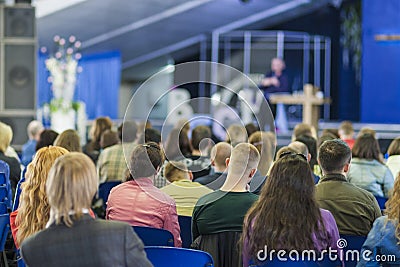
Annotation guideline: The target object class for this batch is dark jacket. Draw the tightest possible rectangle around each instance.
[315,173,382,236]
[20,214,152,267]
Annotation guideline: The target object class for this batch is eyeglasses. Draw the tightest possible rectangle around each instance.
[279,151,307,161]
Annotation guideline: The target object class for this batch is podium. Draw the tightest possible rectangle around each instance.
[269,84,331,130]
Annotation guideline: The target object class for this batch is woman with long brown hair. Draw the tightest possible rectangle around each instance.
[358,173,400,265]
[241,153,340,266]
[348,133,394,198]
[10,146,69,248]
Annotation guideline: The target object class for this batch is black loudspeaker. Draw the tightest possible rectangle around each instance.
[4,6,34,38]
[0,5,36,146]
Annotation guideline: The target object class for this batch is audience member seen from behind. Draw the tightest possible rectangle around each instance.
[106,142,182,247]
[160,161,212,216]
[248,131,275,193]
[20,153,152,267]
[82,116,112,163]
[386,137,400,179]
[291,123,316,141]
[35,129,59,151]
[0,121,21,192]
[316,139,381,236]
[184,125,212,180]
[295,134,318,175]
[338,121,355,149]
[97,121,138,184]
[11,146,69,248]
[195,142,232,190]
[241,153,340,266]
[225,124,247,147]
[99,129,119,149]
[192,144,260,266]
[163,128,192,161]
[192,143,260,243]
[358,173,400,266]
[348,134,394,198]
[21,120,43,166]
[53,129,81,152]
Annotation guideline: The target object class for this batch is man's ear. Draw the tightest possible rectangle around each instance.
[188,171,193,181]
[225,157,230,168]
[211,159,216,167]
[343,162,351,173]
[307,153,311,163]
[249,168,256,178]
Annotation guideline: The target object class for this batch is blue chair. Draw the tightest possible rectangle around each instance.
[0,214,10,267]
[13,177,25,212]
[0,160,12,209]
[0,203,7,214]
[0,186,11,211]
[133,226,174,247]
[144,246,214,267]
[374,195,388,211]
[178,215,192,248]
[340,235,367,267]
[98,181,121,209]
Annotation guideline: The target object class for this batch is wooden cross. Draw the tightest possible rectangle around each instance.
[269,84,331,130]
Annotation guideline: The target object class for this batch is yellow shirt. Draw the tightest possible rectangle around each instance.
[160,180,213,217]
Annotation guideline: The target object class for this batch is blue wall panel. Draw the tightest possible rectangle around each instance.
[361,0,400,123]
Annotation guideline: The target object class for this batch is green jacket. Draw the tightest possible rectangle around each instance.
[315,173,382,236]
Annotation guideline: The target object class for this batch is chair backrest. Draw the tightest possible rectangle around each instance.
[0,160,12,209]
[144,246,213,267]
[195,231,242,267]
[178,215,192,248]
[133,226,174,247]
[0,203,7,215]
[13,177,25,212]
[340,235,367,267]
[98,181,121,209]
[0,214,9,251]
[374,195,388,211]
[0,187,11,210]
[0,161,10,186]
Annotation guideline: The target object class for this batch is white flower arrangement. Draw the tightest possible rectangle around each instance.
[44,35,82,113]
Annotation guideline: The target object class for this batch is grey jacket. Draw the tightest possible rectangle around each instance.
[20,214,152,267]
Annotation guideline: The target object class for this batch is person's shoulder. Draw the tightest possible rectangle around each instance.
[196,190,220,205]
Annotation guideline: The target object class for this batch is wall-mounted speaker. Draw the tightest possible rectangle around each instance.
[0,5,36,146]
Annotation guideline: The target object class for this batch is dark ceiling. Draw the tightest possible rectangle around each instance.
[37,0,334,81]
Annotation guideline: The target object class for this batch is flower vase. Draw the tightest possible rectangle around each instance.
[51,108,76,133]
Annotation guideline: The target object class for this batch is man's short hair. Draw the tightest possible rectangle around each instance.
[164,161,188,183]
[225,124,247,147]
[27,120,43,139]
[339,121,354,135]
[318,139,351,173]
[228,143,260,176]
[292,123,314,141]
[210,142,232,168]
[191,125,211,150]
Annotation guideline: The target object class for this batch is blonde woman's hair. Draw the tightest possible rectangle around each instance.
[248,131,275,176]
[386,173,400,244]
[46,152,98,227]
[16,146,69,245]
[0,122,13,152]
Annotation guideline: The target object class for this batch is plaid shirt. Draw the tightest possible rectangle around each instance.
[97,143,136,184]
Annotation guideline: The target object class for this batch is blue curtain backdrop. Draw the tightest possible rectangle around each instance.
[37,50,121,119]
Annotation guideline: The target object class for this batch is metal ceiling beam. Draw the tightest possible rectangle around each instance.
[82,0,213,49]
